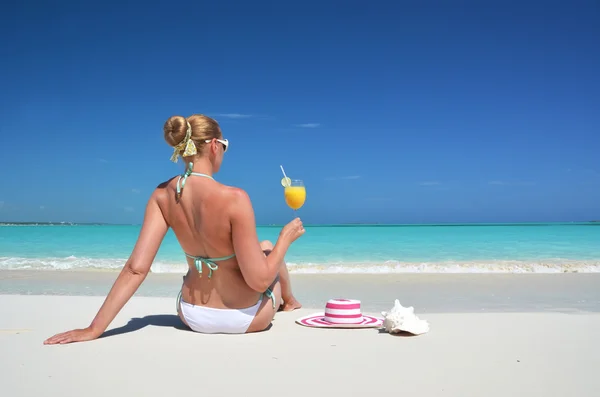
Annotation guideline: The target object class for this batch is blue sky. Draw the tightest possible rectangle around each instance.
[1,1,599,224]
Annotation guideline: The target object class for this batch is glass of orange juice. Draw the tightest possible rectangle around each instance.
[284,179,306,213]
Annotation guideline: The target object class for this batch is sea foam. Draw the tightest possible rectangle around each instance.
[1,256,599,274]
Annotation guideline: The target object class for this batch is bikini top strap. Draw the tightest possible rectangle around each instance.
[176,162,215,200]
[176,163,193,200]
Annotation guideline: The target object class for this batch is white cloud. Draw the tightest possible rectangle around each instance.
[39,205,45,210]
[215,113,253,119]
[488,180,535,186]
[131,188,140,194]
[325,175,361,181]
[295,123,320,128]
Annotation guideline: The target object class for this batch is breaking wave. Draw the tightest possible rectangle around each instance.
[1,256,599,274]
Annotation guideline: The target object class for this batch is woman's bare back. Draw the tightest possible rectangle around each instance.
[155,173,266,310]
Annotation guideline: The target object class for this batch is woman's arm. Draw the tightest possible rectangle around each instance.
[44,193,169,345]
[230,188,304,292]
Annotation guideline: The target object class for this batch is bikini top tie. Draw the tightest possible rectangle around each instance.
[176,162,235,278]
[176,162,214,200]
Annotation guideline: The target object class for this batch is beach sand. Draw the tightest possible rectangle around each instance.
[1,272,600,396]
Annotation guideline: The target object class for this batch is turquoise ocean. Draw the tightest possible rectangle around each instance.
[0,223,599,274]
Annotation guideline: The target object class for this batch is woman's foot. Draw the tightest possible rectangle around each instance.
[279,297,302,311]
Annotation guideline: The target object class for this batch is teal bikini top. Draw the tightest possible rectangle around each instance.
[177,162,235,278]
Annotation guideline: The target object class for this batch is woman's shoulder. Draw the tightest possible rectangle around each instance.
[219,184,251,202]
[211,185,254,216]
[145,177,180,204]
[154,176,179,191]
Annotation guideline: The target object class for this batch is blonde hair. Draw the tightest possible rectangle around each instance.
[163,114,222,162]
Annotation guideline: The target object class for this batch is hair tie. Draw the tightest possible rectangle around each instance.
[170,120,198,163]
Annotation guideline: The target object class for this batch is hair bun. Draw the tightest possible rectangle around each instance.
[163,115,188,147]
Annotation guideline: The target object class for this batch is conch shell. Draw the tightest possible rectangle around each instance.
[381,299,430,335]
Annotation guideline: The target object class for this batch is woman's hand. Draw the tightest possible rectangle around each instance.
[43,326,102,345]
[279,217,305,246]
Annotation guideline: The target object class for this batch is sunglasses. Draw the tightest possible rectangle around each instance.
[205,138,229,153]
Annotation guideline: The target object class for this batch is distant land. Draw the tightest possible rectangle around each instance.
[0,222,116,226]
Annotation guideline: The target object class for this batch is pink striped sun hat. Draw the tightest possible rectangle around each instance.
[295,299,383,329]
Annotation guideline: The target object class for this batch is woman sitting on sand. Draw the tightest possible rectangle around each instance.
[44,114,304,344]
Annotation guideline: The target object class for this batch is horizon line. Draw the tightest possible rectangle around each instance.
[1,221,598,227]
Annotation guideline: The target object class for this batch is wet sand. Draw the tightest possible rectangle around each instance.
[1,270,599,313]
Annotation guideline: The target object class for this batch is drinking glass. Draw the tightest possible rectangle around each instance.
[284,179,306,215]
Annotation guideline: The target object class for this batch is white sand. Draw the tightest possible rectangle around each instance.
[1,294,599,396]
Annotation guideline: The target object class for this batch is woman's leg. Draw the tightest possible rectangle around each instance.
[259,240,301,311]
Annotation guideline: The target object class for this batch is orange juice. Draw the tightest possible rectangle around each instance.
[284,186,306,210]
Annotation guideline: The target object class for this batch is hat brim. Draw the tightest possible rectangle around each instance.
[295,312,383,329]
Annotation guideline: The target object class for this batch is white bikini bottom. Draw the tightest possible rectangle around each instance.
[179,299,262,334]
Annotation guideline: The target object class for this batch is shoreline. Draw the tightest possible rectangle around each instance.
[2,257,600,274]
[2,270,600,313]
